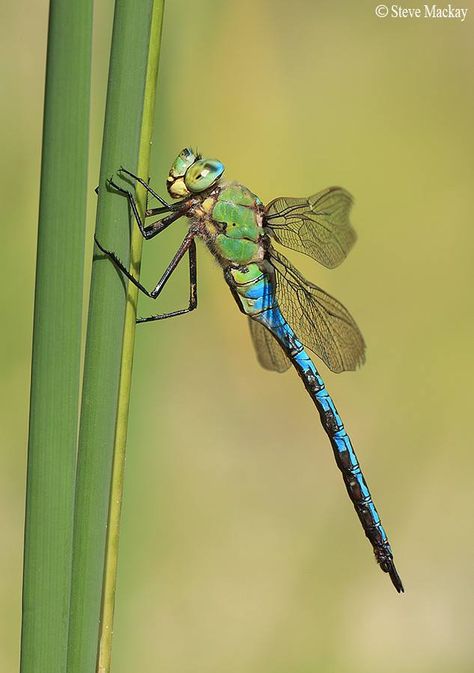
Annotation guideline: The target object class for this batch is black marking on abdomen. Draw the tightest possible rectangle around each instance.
[305,368,324,393]
[284,332,304,358]
[322,409,340,435]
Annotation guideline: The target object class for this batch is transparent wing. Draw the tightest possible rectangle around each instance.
[270,248,365,373]
[264,187,356,268]
[248,318,291,373]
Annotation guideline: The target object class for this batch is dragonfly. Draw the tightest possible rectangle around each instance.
[95,147,403,593]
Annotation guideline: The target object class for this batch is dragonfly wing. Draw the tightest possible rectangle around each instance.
[264,187,356,268]
[248,318,291,373]
[270,248,365,373]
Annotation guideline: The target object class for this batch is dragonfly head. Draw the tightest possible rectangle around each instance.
[167,148,225,198]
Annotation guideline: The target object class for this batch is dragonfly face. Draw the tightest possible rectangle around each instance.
[166,147,225,198]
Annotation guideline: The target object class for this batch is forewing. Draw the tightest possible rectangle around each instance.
[248,318,291,373]
[270,248,365,373]
[265,187,356,268]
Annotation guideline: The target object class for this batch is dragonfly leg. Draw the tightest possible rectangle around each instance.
[107,178,172,238]
[95,175,157,210]
[94,231,196,307]
[119,166,169,208]
[94,235,153,297]
[108,177,191,240]
[137,239,197,323]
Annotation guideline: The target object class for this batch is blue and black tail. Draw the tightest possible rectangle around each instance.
[257,306,404,593]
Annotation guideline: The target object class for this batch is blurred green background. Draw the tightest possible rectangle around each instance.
[2,1,473,671]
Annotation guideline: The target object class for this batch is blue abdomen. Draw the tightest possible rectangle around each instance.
[226,265,403,592]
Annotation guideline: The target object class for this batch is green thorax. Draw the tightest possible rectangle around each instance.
[190,181,265,267]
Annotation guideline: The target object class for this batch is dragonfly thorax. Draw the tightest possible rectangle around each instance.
[189,181,267,268]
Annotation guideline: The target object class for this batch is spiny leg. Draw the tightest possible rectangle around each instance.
[137,239,197,323]
[107,178,179,240]
[96,176,198,321]
[117,169,191,217]
[119,167,169,208]
[94,236,153,297]
[94,231,196,303]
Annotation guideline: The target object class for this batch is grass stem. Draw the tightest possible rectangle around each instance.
[97,4,165,672]
[67,2,166,672]
[20,1,93,672]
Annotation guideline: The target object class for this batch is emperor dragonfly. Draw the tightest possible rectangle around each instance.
[95,147,403,593]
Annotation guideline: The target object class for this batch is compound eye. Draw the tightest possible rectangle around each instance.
[185,159,224,193]
[169,147,196,179]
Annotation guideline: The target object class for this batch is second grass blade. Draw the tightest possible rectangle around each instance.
[67,1,166,672]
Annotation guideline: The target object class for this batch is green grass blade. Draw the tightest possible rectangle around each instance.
[97,4,165,672]
[20,1,93,672]
[67,2,166,672]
